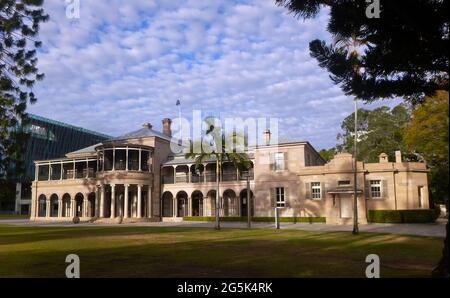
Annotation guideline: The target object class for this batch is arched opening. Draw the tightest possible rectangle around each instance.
[161,167,174,184]
[75,193,84,217]
[222,162,237,181]
[162,191,173,217]
[240,189,254,217]
[223,189,238,216]
[62,193,71,217]
[190,164,204,183]
[38,194,46,217]
[205,164,216,182]
[104,185,112,218]
[206,190,217,217]
[176,191,188,217]
[191,190,204,216]
[50,194,58,217]
[175,165,189,183]
[88,192,96,217]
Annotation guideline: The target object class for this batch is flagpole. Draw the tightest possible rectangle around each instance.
[177,99,182,145]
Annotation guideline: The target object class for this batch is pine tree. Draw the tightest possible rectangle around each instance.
[276,0,449,102]
[0,0,48,179]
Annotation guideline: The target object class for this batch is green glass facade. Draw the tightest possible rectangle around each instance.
[14,114,111,214]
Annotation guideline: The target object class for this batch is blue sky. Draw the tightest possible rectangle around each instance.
[28,0,402,150]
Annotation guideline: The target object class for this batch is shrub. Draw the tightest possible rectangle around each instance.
[182,216,326,223]
[368,209,440,223]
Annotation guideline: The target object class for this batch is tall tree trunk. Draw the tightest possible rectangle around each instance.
[432,219,449,277]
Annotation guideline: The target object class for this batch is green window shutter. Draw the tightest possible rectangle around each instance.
[284,187,289,207]
[283,151,288,171]
[365,180,371,199]
[382,180,388,198]
[305,182,311,199]
[269,153,275,171]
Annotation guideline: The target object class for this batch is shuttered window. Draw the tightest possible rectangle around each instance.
[370,180,382,198]
[311,182,321,199]
[275,187,285,207]
[274,152,285,171]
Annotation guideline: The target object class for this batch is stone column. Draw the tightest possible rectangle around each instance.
[173,197,177,217]
[188,165,192,183]
[100,185,105,217]
[70,199,75,217]
[95,187,99,217]
[147,185,152,218]
[188,197,192,216]
[58,199,62,217]
[124,184,129,218]
[45,199,50,217]
[110,184,115,218]
[137,184,142,218]
[83,197,88,217]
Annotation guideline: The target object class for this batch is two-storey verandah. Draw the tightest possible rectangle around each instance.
[31,144,156,221]
[160,156,255,219]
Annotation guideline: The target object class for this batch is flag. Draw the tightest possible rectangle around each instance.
[176,99,181,106]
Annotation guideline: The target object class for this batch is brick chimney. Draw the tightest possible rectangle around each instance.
[395,150,402,163]
[162,118,172,137]
[263,129,271,145]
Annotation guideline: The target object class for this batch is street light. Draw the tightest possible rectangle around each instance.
[242,170,251,228]
[353,98,359,235]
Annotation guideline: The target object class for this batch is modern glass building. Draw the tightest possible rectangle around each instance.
[15,114,111,214]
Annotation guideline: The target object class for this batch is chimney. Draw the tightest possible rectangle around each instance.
[395,150,402,163]
[142,122,152,129]
[162,118,172,137]
[379,153,389,163]
[263,129,271,145]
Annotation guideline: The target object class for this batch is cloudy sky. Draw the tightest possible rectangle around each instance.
[28,0,401,150]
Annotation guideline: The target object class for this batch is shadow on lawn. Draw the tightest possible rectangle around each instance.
[0,230,441,278]
[0,225,215,246]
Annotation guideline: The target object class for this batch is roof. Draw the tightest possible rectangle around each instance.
[66,143,101,157]
[28,114,111,139]
[107,126,172,142]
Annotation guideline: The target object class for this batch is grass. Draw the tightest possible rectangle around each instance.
[0,224,442,278]
[0,214,29,219]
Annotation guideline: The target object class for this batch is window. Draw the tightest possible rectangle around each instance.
[274,152,285,171]
[338,180,351,186]
[370,180,382,198]
[311,182,321,199]
[275,187,285,207]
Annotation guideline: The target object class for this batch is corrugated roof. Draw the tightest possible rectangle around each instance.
[108,127,172,142]
[66,143,101,156]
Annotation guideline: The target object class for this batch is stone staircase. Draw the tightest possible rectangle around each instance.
[161,217,184,222]
[92,217,161,224]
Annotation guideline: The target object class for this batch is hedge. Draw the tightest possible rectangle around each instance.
[367,209,440,223]
[182,216,326,223]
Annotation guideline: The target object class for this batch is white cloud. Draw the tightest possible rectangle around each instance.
[27,0,402,150]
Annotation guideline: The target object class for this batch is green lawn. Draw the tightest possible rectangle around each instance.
[0,224,442,278]
[0,214,29,219]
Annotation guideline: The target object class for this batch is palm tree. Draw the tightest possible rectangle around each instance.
[185,118,251,230]
[332,33,367,235]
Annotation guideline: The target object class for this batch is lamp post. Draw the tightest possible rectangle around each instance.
[353,98,359,235]
[243,171,251,228]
